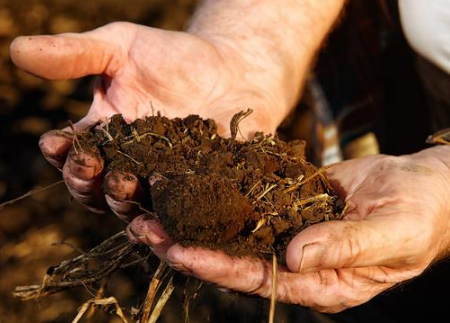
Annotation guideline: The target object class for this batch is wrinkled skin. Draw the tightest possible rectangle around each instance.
[11,22,450,313]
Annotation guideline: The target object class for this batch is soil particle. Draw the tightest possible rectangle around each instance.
[77,112,344,263]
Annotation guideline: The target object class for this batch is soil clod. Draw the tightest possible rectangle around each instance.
[77,112,345,263]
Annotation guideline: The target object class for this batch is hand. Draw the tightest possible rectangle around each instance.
[129,145,450,313]
[10,22,280,215]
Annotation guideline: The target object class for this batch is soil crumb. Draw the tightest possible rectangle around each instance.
[77,111,344,262]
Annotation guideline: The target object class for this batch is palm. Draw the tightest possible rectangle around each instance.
[282,153,450,310]
[64,22,275,137]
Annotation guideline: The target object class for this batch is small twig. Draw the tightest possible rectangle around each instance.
[250,212,279,235]
[97,126,114,142]
[120,254,151,269]
[293,193,330,208]
[230,109,253,143]
[68,120,82,154]
[251,218,267,233]
[269,253,278,323]
[264,150,290,160]
[51,240,89,256]
[245,179,262,198]
[122,132,172,148]
[14,231,140,300]
[148,276,175,323]
[117,150,141,165]
[150,101,155,117]
[71,297,128,323]
[121,201,156,218]
[341,202,350,218]
[132,128,141,143]
[255,184,278,202]
[86,279,108,321]
[0,180,65,211]
[71,301,92,323]
[192,280,204,299]
[428,137,450,145]
[282,175,305,194]
[283,168,325,194]
[182,279,191,323]
[426,128,450,145]
[182,278,204,323]
[318,172,335,194]
[140,262,171,323]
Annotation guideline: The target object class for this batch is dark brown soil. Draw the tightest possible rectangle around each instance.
[78,112,344,262]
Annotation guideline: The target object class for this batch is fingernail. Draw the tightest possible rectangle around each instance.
[126,225,140,243]
[126,222,166,245]
[145,231,165,245]
[67,152,102,180]
[39,130,73,167]
[298,243,325,273]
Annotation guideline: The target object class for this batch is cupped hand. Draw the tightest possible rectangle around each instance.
[129,145,450,313]
[10,22,280,215]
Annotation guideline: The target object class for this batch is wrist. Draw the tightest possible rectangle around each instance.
[410,145,450,260]
[183,30,293,129]
[186,0,346,125]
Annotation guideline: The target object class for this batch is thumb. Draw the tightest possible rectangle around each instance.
[285,213,426,273]
[10,24,124,80]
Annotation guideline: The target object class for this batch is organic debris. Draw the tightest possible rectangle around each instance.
[13,231,141,300]
[76,110,345,262]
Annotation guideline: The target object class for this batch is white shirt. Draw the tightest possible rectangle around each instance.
[399,0,450,74]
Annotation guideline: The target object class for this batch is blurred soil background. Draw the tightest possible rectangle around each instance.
[1,1,450,323]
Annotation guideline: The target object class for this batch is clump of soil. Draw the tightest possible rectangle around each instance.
[77,111,344,262]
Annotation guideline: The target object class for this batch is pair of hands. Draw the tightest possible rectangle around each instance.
[11,22,450,313]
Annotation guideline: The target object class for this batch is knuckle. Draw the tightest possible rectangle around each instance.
[243,259,272,297]
[343,232,363,267]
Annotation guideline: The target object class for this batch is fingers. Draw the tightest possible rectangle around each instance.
[285,211,431,274]
[41,120,150,218]
[39,112,105,170]
[10,23,125,80]
[62,148,106,213]
[324,156,380,198]
[164,245,393,312]
[44,134,151,218]
[127,215,174,260]
[166,245,274,295]
[104,170,147,222]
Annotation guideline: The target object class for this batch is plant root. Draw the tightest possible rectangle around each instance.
[13,231,141,300]
[71,296,128,323]
[0,180,65,211]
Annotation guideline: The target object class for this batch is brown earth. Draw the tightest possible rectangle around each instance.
[77,112,344,262]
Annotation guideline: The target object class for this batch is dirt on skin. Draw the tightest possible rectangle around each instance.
[77,111,344,262]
